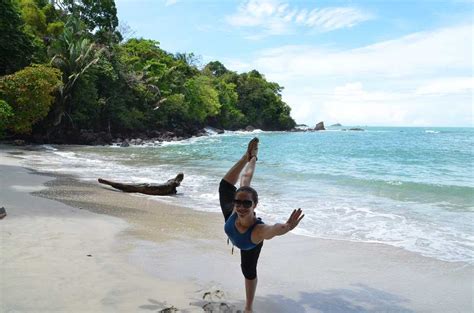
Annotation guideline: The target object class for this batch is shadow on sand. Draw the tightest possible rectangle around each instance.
[182,283,414,313]
[258,283,414,313]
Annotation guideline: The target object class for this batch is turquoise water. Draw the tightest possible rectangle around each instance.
[23,127,474,263]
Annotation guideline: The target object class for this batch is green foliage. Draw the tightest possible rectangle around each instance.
[203,61,229,77]
[19,0,47,36]
[46,21,65,36]
[184,75,220,124]
[0,64,62,134]
[0,0,35,74]
[61,0,121,43]
[153,93,190,129]
[0,100,14,135]
[49,16,103,127]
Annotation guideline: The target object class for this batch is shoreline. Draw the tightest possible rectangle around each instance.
[1,147,473,312]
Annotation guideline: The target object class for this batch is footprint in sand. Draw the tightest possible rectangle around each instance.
[200,289,237,313]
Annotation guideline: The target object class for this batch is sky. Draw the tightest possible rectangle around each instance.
[115,0,473,127]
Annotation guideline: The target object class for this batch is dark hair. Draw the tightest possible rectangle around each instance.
[235,186,258,204]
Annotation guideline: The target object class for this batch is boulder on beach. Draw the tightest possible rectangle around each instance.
[0,207,6,219]
[314,121,325,131]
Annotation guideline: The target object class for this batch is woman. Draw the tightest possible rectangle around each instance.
[219,137,304,312]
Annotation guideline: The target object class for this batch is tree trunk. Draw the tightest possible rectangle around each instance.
[98,173,184,195]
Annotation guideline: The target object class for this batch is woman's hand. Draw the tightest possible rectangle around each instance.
[285,208,304,231]
[253,208,305,242]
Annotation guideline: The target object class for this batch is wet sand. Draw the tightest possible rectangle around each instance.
[0,146,472,313]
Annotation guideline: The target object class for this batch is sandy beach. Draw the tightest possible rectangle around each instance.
[0,146,472,313]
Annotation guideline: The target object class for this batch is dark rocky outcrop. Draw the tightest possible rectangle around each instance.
[314,121,325,131]
[245,125,255,132]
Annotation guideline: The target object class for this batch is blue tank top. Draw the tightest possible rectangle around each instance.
[224,212,264,250]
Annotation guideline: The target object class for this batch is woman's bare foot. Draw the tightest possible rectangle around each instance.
[246,137,259,161]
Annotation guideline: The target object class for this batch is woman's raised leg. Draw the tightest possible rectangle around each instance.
[240,156,257,187]
[240,138,258,187]
[222,137,258,185]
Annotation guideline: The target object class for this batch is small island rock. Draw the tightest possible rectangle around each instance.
[314,121,325,131]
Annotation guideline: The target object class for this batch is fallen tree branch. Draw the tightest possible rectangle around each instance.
[98,173,184,196]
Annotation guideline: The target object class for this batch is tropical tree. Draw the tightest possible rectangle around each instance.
[48,16,103,128]
[184,75,220,124]
[0,0,35,74]
[0,64,62,134]
[58,0,121,43]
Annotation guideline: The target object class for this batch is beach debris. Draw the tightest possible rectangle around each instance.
[0,207,6,219]
[159,306,178,313]
[314,121,325,131]
[86,254,92,257]
[98,173,184,196]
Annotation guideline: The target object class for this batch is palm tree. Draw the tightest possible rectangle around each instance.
[49,16,103,128]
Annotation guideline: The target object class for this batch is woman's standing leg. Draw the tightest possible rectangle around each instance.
[241,242,263,312]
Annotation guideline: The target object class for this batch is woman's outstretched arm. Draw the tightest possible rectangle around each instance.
[252,209,305,242]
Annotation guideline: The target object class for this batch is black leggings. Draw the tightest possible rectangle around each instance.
[219,179,263,280]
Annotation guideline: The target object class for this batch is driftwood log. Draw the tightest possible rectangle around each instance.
[98,173,184,195]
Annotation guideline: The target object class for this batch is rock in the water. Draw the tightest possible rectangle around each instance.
[245,125,255,132]
[349,128,364,131]
[314,121,325,131]
[0,207,6,219]
[13,139,25,146]
[120,141,130,147]
[331,123,342,127]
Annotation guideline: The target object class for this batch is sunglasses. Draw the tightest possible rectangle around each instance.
[233,199,253,209]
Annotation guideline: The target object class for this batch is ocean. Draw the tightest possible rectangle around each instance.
[19,127,474,264]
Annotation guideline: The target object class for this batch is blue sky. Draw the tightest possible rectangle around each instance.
[115,0,473,126]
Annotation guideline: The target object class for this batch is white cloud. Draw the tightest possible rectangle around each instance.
[302,7,371,31]
[224,24,473,126]
[226,0,372,37]
[415,77,474,95]
[252,24,472,79]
